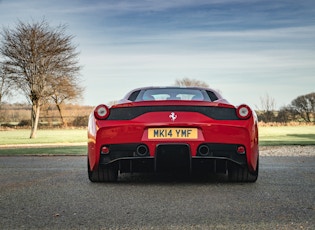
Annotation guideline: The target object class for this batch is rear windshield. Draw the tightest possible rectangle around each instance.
[132,88,218,102]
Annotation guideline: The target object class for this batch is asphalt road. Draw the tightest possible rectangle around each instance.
[0,155,314,230]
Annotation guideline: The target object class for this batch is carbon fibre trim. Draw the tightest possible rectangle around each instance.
[107,105,239,120]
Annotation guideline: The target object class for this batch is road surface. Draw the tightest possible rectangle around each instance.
[0,154,314,229]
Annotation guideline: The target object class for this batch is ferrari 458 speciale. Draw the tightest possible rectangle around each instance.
[87,87,259,182]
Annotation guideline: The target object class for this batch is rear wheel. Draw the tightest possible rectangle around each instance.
[228,160,258,183]
[88,158,118,182]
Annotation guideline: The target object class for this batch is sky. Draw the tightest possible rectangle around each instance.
[0,0,314,109]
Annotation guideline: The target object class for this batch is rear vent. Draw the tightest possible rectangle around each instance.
[107,106,239,120]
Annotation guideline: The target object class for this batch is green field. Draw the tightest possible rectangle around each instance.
[0,129,86,145]
[0,129,87,155]
[0,126,314,155]
[259,125,315,146]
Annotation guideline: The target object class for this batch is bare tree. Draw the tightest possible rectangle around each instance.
[174,78,209,87]
[0,20,81,138]
[258,93,276,122]
[276,105,297,123]
[291,92,315,122]
[49,75,84,127]
[0,63,13,109]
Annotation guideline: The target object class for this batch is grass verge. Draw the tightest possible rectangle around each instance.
[259,125,315,146]
[0,146,87,155]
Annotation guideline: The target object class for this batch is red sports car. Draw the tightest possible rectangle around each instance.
[87,87,259,182]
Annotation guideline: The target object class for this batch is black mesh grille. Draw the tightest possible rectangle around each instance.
[107,105,239,120]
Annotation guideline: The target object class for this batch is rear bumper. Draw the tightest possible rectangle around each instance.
[89,119,258,173]
[99,143,247,173]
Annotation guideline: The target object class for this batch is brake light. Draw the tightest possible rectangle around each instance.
[94,104,110,120]
[236,104,252,119]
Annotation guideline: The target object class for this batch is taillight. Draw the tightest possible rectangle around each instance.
[94,104,110,120]
[236,104,252,119]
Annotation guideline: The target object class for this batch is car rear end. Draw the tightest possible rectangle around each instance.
[88,100,259,182]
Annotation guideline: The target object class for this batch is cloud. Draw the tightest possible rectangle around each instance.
[55,0,256,14]
[1,0,314,108]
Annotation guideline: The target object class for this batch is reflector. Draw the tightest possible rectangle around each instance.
[101,146,110,154]
[237,146,246,154]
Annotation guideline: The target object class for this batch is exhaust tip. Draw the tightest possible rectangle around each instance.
[198,145,210,156]
[136,145,149,156]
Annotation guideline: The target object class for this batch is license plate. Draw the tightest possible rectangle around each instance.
[148,128,198,139]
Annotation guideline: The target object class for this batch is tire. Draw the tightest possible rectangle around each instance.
[228,160,258,183]
[88,158,118,182]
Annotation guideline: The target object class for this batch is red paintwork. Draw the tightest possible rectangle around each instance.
[88,99,259,173]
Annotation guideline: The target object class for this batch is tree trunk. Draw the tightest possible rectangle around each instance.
[306,111,311,122]
[30,101,41,139]
[0,93,3,110]
[56,103,66,127]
